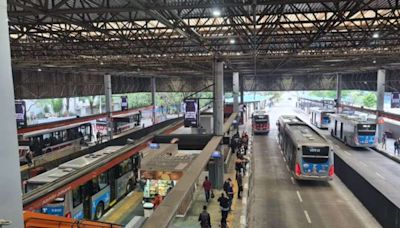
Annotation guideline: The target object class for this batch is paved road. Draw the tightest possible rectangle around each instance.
[250,102,380,228]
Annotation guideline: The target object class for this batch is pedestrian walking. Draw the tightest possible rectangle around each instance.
[202,176,213,203]
[96,131,102,144]
[236,172,243,199]
[235,156,243,175]
[395,139,399,155]
[198,205,211,228]
[25,150,33,167]
[218,193,230,228]
[241,131,249,155]
[382,132,387,150]
[226,178,234,211]
[223,179,230,196]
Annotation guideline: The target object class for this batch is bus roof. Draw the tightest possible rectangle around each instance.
[286,124,327,145]
[22,121,92,138]
[278,115,304,124]
[27,146,123,184]
[112,111,140,119]
[329,113,376,125]
[253,110,268,116]
[309,107,336,113]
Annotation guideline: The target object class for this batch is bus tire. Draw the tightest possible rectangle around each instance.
[126,180,133,193]
[95,202,104,220]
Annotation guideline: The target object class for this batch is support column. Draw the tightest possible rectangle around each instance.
[151,77,156,123]
[0,1,24,226]
[377,69,386,143]
[233,72,240,113]
[336,73,342,113]
[104,74,113,140]
[213,60,224,136]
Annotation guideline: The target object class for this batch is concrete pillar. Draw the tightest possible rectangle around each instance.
[151,77,156,123]
[213,60,224,136]
[0,1,24,226]
[233,72,240,113]
[240,76,244,105]
[104,74,113,140]
[336,73,342,113]
[377,69,386,143]
[377,69,386,112]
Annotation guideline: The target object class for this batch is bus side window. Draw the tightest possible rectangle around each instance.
[72,187,83,208]
[92,178,100,194]
[98,173,109,190]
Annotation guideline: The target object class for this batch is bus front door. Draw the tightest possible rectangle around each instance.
[340,122,344,139]
[108,169,117,206]
[82,182,93,219]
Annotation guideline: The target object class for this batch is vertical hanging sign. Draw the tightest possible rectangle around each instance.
[121,96,128,110]
[391,92,400,108]
[15,100,27,128]
[184,98,199,127]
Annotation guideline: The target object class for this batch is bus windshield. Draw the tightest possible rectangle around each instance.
[302,146,329,164]
[253,115,269,123]
[357,124,376,135]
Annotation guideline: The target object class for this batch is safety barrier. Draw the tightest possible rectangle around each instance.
[334,153,400,228]
[24,211,123,228]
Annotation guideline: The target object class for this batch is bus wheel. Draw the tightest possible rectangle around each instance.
[126,181,133,193]
[95,202,104,220]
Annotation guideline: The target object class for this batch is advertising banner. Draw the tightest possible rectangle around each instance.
[391,92,400,108]
[121,96,128,110]
[15,100,27,128]
[184,98,199,127]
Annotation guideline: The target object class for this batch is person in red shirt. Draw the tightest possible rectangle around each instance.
[202,176,213,203]
[152,193,163,210]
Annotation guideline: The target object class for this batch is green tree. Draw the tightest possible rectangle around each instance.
[43,105,50,113]
[362,93,377,108]
[51,98,64,115]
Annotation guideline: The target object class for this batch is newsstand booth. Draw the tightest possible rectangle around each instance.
[139,143,197,217]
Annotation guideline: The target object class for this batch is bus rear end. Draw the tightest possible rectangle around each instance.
[356,124,377,147]
[252,114,270,134]
[320,111,334,129]
[295,146,333,181]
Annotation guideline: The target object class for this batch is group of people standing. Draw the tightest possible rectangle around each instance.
[199,130,250,228]
[381,132,400,155]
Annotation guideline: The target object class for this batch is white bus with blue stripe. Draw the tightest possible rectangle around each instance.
[328,114,377,147]
[24,146,140,220]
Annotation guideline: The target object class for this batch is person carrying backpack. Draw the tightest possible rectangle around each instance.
[198,205,211,228]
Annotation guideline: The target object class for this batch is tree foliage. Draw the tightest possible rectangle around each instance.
[362,93,377,108]
[51,98,63,114]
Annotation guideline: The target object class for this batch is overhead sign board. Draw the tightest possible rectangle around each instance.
[15,100,27,128]
[121,96,128,111]
[184,98,199,127]
[391,92,400,108]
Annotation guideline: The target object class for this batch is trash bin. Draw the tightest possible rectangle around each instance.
[143,202,154,218]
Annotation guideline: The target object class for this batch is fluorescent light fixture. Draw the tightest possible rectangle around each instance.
[373,32,379,39]
[229,38,235,44]
[212,9,221,17]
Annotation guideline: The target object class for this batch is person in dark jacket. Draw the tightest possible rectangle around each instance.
[198,205,211,228]
[218,193,230,228]
[236,172,243,199]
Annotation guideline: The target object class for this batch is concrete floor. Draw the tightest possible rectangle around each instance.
[249,102,380,228]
